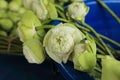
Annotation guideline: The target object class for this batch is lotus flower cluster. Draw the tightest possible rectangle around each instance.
[17,10,45,64]
[43,23,97,72]
[23,0,58,20]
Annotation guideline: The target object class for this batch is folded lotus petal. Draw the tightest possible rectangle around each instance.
[102,56,120,80]
[23,39,45,64]
[17,10,45,42]
[17,22,38,42]
[20,10,41,27]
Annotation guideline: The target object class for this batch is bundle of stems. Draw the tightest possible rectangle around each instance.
[0,36,23,56]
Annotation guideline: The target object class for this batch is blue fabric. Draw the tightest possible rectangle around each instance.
[0,55,63,80]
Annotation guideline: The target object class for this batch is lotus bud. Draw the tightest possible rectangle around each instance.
[46,3,58,19]
[19,7,26,14]
[101,56,120,80]
[17,10,44,42]
[7,11,20,22]
[20,10,41,27]
[17,22,38,42]
[23,39,45,64]
[8,1,20,11]
[32,0,48,20]
[0,30,7,37]
[71,0,86,2]
[0,10,7,18]
[0,18,13,32]
[23,0,33,9]
[43,23,85,64]
[0,0,8,9]
[73,34,96,72]
[67,2,89,23]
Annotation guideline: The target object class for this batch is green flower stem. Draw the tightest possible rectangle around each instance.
[75,22,120,48]
[36,25,55,30]
[116,50,120,53]
[53,18,70,23]
[0,36,8,41]
[97,48,106,55]
[0,50,23,56]
[95,67,102,73]
[57,9,66,19]
[99,34,120,47]
[74,23,90,32]
[0,45,7,49]
[82,22,114,58]
[55,4,64,12]
[42,19,52,25]
[97,54,106,59]
[95,38,106,51]
[0,41,8,45]
[96,0,120,24]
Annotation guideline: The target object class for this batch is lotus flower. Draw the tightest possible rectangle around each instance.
[73,34,96,72]
[17,10,44,42]
[66,2,89,22]
[24,0,48,20]
[43,23,85,63]
[0,0,8,9]
[32,0,48,20]
[23,0,58,20]
[17,10,45,64]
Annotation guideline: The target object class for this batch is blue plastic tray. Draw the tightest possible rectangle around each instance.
[55,0,120,80]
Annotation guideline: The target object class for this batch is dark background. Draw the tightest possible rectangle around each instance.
[0,55,64,80]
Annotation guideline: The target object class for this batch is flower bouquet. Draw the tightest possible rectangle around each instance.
[0,0,120,80]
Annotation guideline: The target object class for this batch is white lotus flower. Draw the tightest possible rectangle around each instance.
[43,23,85,63]
[67,2,89,22]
